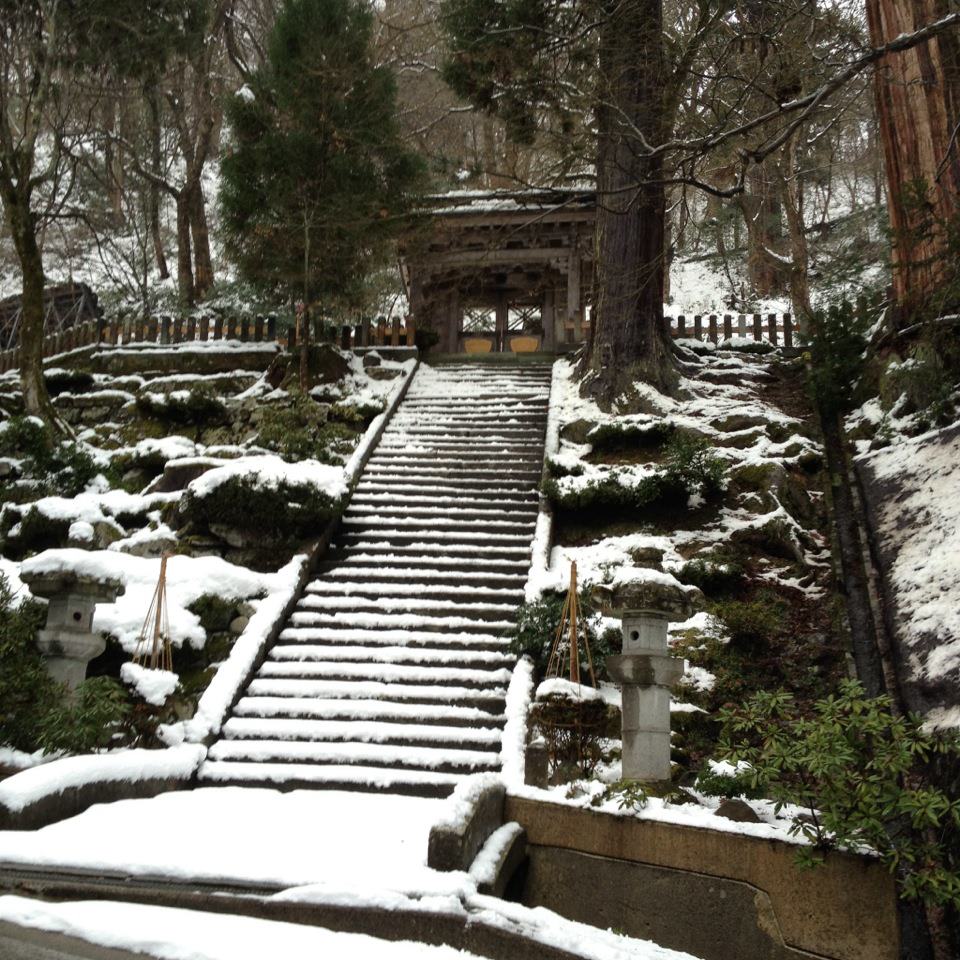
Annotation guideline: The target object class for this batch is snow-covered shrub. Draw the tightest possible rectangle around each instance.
[544,435,725,517]
[1,508,72,560]
[37,677,131,754]
[694,759,762,800]
[44,369,95,396]
[257,394,356,463]
[136,388,227,426]
[0,417,100,497]
[677,554,746,598]
[586,418,674,452]
[709,593,786,653]
[179,456,346,547]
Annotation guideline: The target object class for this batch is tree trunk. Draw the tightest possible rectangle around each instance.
[146,86,170,280]
[743,160,786,298]
[866,0,960,315]
[587,0,674,403]
[175,192,195,307]
[779,136,814,329]
[189,181,214,300]
[2,190,58,426]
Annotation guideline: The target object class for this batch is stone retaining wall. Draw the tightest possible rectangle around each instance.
[506,795,897,960]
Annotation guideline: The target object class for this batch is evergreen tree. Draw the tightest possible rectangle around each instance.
[220,0,427,321]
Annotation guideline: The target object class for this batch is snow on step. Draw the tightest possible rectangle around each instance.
[203,361,549,797]
[267,644,513,667]
[233,696,506,724]
[257,660,512,686]
[222,716,505,748]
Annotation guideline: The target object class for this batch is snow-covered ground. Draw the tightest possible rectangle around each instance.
[0,786,703,960]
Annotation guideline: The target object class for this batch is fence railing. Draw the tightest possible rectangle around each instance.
[0,313,416,374]
[666,312,799,347]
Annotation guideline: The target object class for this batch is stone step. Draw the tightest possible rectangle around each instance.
[195,759,465,798]
[266,643,514,670]
[296,595,518,621]
[354,479,540,496]
[313,565,528,589]
[222,716,505,752]
[363,460,544,476]
[285,611,515,634]
[349,494,538,511]
[304,578,525,602]
[274,627,512,652]
[340,517,536,536]
[258,659,512,689]
[206,738,500,775]
[233,694,507,725]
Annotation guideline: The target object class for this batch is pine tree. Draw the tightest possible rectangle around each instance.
[220,0,427,322]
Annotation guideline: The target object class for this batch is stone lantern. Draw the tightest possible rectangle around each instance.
[20,568,124,690]
[592,573,703,783]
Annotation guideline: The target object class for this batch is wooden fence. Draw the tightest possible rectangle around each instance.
[666,312,799,347]
[0,313,416,374]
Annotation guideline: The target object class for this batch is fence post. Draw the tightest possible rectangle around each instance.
[361,318,371,347]
[353,323,362,347]
[693,314,703,341]
[185,316,196,341]
[159,315,171,345]
[752,313,762,341]
[723,314,733,341]
[377,317,386,346]
[677,314,686,338]
[784,313,793,348]
[767,313,778,346]
[213,315,223,341]
[708,314,718,344]
[240,317,251,342]
[199,315,210,341]
[267,315,277,341]
[254,314,264,342]
[737,314,746,339]
[406,318,416,347]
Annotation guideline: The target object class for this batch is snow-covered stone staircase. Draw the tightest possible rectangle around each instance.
[198,361,552,797]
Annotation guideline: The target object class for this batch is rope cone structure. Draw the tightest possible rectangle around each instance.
[133,554,173,672]
[545,561,596,688]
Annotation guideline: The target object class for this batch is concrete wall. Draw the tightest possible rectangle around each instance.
[506,796,898,960]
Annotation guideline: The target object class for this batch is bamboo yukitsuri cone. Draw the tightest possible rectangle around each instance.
[134,554,173,672]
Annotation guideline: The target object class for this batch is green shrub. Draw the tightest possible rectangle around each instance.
[710,593,786,652]
[2,508,72,560]
[544,435,724,518]
[330,400,384,423]
[510,590,620,682]
[37,676,131,754]
[136,388,226,425]
[44,370,95,396]
[258,394,358,463]
[678,556,746,597]
[695,761,764,800]
[188,594,243,634]
[0,576,58,751]
[180,475,342,543]
[0,416,99,497]
[587,419,674,452]
[720,681,960,910]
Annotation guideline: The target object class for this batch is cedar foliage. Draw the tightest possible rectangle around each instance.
[219,0,427,310]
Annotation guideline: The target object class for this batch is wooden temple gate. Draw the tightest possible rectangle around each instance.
[400,188,596,354]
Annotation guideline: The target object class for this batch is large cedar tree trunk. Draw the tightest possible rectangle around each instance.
[743,161,786,297]
[175,192,195,307]
[190,182,215,300]
[146,86,170,281]
[587,0,674,403]
[866,0,960,313]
